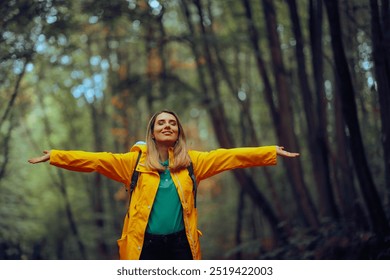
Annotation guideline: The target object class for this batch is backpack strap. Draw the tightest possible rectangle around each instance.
[129,151,142,193]
[126,151,142,218]
[187,161,198,208]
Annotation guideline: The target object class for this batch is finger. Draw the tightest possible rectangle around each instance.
[284,151,300,157]
[28,156,44,163]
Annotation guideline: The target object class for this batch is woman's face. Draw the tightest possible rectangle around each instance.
[152,112,179,146]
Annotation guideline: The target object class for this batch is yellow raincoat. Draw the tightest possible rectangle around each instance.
[50,145,277,259]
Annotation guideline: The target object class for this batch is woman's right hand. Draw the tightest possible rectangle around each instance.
[28,150,51,164]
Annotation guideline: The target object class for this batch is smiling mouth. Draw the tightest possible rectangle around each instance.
[162,131,173,135]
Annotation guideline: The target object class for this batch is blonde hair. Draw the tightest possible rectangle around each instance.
[145,110,191,172]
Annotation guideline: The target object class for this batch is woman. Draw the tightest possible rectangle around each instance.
[28,109,299,260]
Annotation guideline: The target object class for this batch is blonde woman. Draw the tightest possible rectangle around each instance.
[28,109,299,260]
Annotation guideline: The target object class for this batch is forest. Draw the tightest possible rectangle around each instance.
[1,0,389,260]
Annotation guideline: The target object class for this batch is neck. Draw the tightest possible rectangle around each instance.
[156,145,169,162]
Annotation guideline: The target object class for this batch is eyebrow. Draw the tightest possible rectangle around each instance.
[156,118,177,123]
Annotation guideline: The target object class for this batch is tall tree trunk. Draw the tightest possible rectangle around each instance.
[318,0,356,222]
[207,0,286,224]
[324,0,390,237]
[90,103,109,258]
[86,40,109,259]
[334,83,365,227]
[257,0,319,228]
[182,0,287,244]
[287,0,339,220]
[241,0,278,123]
[369,0,390,206]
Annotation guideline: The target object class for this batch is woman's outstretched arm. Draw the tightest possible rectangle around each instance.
[28,149,137,185]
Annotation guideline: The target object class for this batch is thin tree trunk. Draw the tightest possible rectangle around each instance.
[90,103,109,258]
[86,40,110,258]
[207,0,287,224]
[334,83,364,227]
[287,0,339,220]
[324,0,390,237]
[242,0,318,228]
[241,0,278,124]
[259,0,319,228]
[369,0,390,207]
[182,0,287,244]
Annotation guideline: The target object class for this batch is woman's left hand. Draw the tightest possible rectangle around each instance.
[276,146,300,158]
[28,150,51,164]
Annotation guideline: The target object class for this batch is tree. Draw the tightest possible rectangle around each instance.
[181,0,288,245]
[324,0,390,238]
[286,0,338,220]
[369,0,390,201]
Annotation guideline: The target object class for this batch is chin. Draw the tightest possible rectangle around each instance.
[157,140,177,146]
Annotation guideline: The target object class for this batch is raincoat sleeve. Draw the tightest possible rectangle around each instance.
[50,150,136,185]
[189,146,277,180]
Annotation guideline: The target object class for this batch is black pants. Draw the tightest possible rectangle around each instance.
[140,230,193,260]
